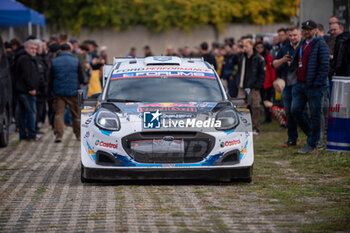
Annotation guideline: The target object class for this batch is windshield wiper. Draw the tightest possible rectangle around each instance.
[106,98,141,102]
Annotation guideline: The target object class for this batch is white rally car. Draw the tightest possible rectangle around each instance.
[80,56,254,182]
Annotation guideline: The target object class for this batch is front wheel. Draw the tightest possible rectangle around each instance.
[232,166,253,183]
[240,176,252,183]
[80,163,94,183]
[0,108,9,147]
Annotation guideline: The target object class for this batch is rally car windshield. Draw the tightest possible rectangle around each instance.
[105,75,224,102]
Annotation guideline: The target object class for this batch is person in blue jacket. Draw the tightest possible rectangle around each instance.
[50,44,85,143]
[290,20,330,153]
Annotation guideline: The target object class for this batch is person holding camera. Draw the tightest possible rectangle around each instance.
[272,26,301,148]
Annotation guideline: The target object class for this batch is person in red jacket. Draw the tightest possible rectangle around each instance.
[255,41,276,123]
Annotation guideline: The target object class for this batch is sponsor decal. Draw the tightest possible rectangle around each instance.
[85,118,93,125]
[95,140,118,149]
[138,107,197,112]
[241,148,247,154]
[237,108,250,116]
[329,104,340,113]
[162,113,196,119]
[220,139,241,148]
[82,117,93,128]
[143,110,220,129]
[162,118,221,128]
[111,71,216,80]
[240,117,248,124]
[143,110,162,129]
[84,132,90,139]
[141,103,194,107]
[82,106,95,110]
[113,67,212,73]
[88,149,95,155]
[240,116,250,126]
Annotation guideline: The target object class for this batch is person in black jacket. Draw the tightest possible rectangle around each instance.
[338,36,350,75]
[33,39,49,131]
[199,42,217,70]
[221,44,238,97]
[329,22,350,77]
[14,40,40,141]
[235,39,266,134]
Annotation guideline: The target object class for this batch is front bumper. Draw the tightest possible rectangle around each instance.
[81,164,253,181]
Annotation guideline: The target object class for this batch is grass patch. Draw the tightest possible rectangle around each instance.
[10,140,21,147]
[35,187,46,194]
[204,206,227,211]
[115,195,125,201]
[88,213,104,221]
[299,205,350,232]
[171,211,185,217]
[253,119,350,232]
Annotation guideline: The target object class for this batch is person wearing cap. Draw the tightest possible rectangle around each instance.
[84,40,98,63]
[50,44,85,143]
[290,20,330,153]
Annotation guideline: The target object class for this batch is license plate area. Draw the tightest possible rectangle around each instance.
[130,139,185,163]
[131,139,185,154]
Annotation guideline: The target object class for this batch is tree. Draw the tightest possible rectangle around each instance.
[19,0,298,34]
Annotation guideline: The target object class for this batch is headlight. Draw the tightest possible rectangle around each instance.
[215,108,239,130]
[95,108,120,131]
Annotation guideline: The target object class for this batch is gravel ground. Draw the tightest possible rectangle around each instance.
[0,125,343,232]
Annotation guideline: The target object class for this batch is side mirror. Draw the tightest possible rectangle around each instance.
[103,64,113,87]
[79,91,101,108]
[230,98,247,107]
[90,93,101,99]
[78,89,84,107]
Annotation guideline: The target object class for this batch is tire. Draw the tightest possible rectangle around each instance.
[80,163,93,183]
[241,166,253,183]
[240,177,252,183]
[231,166,253,183]
[0,108,9,148]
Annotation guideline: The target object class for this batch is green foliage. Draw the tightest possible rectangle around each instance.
[19,0,298,33]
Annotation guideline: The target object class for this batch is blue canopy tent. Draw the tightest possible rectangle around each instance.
[0,0,46,38]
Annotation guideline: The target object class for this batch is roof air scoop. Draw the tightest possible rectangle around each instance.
[145,56,181,66]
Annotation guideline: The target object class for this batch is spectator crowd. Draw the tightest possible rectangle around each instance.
[4,16,350,153]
